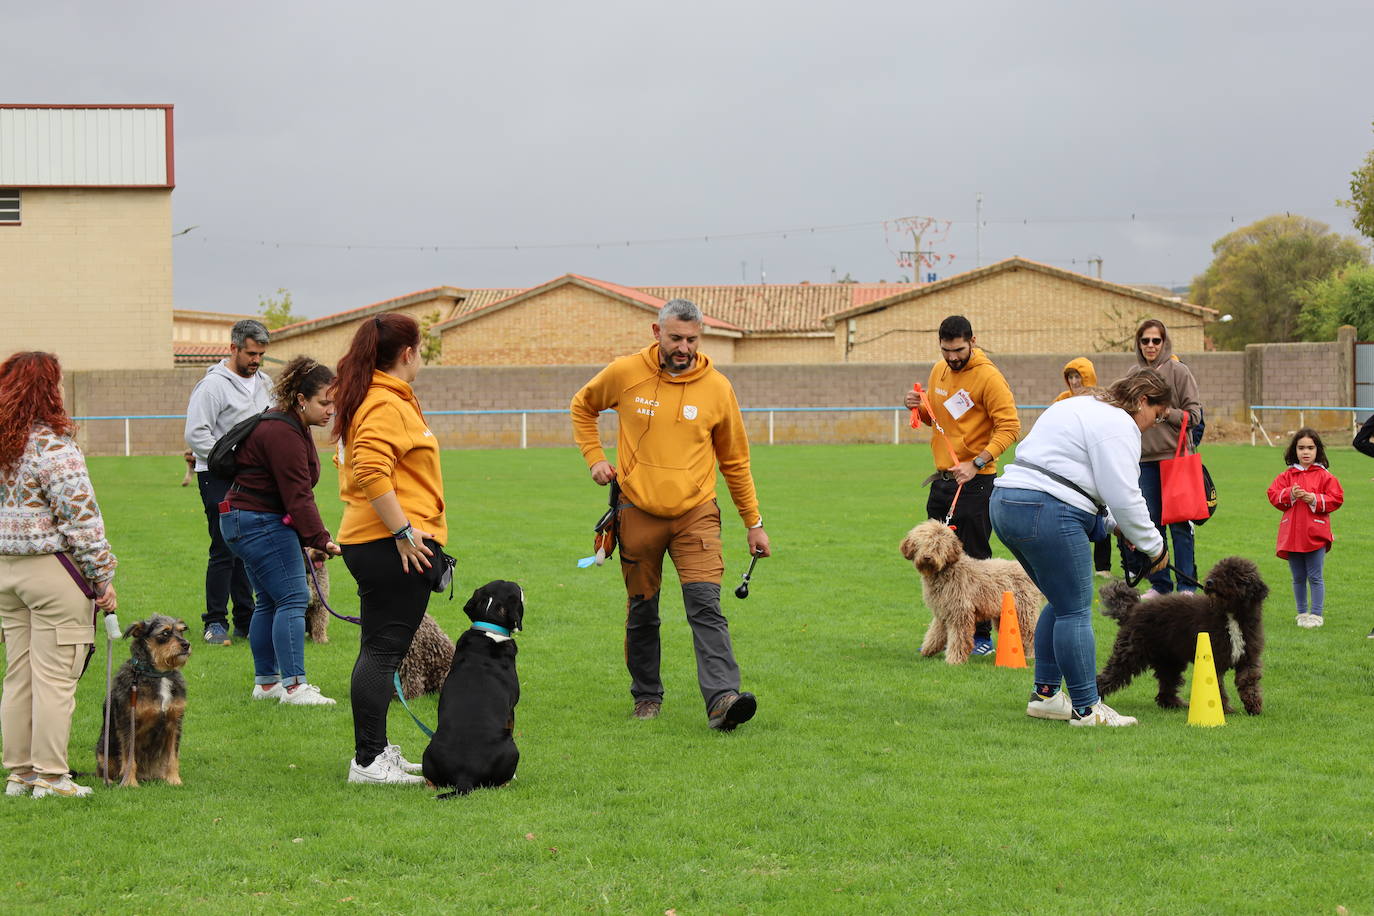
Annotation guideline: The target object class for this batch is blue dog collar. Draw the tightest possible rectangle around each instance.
[471,621,512,637]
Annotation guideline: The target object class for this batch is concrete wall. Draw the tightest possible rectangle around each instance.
[1,188,172,370]
[64,342,1333,456]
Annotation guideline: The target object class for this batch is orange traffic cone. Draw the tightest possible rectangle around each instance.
[995,591,1027,668]
[1187,632,1227,727]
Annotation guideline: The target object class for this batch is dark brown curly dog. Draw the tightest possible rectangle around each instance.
[1097,556,1268,715]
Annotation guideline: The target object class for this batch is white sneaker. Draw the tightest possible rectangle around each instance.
[1309,615,1325,628]
[1026,690,1073,721]
[382,744,424,774]
[5,774,37,797]
[1140,589,1163,601]
[347,755,425,785]
[1069,701,1138,727]
[251,683,286,701]
[32,774,93,798]
[279,683,336,706]
[1295,613,1310,627]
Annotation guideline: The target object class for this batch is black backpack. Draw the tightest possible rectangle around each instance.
[207,410,293,480]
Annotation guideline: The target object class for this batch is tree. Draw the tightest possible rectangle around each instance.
[1338,121,1374,243]
[258,288,303,329]
[418,309,443,364]
[1188,214,1367,349]
[1296,263,1374,340]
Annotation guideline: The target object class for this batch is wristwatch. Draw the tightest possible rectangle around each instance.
[972,455,988,470]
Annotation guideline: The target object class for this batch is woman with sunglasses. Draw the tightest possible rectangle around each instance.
[1130,319,1203,598]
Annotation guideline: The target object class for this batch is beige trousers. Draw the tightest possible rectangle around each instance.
[0,554,95,778]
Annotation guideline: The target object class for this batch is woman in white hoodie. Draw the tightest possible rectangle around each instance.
[990,371,1172,727]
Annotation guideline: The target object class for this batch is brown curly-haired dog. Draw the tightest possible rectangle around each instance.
[95,615,191,787]
[303,550,331,643]
[1097,556,1268,715]
[900,520,1041,664]
[396,613,454,700]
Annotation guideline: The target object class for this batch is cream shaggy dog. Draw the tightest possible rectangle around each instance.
[900,520,1042,664]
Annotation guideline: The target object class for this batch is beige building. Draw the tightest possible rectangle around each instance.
[1,105,174,370]
[434,274,742,366]
[265,259,1214,370]
[172,309,257,365]
[269,287,466,368]
[825,257,1216,362]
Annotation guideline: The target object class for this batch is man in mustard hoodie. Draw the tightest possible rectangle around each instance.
[903,315,1020,655]
[571,299,770,731]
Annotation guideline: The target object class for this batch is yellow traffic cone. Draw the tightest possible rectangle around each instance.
[1187,632,1226,727]
[995,591,1027,669]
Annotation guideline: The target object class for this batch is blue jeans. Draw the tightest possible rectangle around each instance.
[990,487,1099,708]
[219,509,310,687]
[1287,549,1326,617]
[1135,461,1197,594]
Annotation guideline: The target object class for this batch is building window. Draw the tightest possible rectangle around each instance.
[0,189,18,224]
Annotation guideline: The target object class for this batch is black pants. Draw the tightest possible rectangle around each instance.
[341,537,438,767]
[927,474,994,640]
[198,471,254,633]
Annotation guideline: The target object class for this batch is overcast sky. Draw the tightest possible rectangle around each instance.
[9,0,1373,318]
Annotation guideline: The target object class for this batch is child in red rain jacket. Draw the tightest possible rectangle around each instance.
[1267,428,1343,629]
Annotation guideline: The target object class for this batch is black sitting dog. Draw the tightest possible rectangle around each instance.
[422,580,524,799]
[1097,557,1268,715]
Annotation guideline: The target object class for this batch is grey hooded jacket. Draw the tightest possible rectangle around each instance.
[183,360,273,470]
[1131,321,1202,462]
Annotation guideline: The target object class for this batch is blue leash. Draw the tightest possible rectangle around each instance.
[393,672,435,738]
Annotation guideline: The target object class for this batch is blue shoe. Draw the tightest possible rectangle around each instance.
[203,623,231,645]
[972,637,994,656]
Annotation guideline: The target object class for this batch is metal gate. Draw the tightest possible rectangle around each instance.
[1358,342,1374,423]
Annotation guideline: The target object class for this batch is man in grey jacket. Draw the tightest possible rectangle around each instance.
[184,319,272,644]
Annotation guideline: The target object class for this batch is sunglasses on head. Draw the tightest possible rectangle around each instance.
[1139,336,1163,345]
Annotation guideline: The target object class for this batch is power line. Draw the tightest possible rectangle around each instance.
[175,205,1353,255]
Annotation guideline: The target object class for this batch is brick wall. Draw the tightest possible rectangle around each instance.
[64,346,1284,456]
[1,188,172,370]
[733,334,834,364]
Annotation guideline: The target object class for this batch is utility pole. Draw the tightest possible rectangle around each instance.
[975,192,983,268]
[901,229,936,284]
[1088,256,1103,279]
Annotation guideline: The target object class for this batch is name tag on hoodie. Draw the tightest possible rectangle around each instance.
[944,389,975,420]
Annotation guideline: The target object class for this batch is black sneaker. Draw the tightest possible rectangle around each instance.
[707,691,757,731]
[232,626,250,640]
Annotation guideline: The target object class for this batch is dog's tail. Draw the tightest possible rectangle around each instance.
[1098,579,1141,622]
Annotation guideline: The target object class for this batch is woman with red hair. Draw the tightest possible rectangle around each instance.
[0,352,119,799]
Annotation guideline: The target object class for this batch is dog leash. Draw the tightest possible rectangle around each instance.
[392,672,435,738]
[911,383,966,529]
[303,549,361,625]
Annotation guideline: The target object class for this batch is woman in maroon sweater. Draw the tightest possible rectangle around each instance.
[220,357,341,706]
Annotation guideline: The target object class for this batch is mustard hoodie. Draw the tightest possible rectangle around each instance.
[925,347,1020,472]
[336,370,447,545]
[570,345,761,526]
[1052,356,1099,402]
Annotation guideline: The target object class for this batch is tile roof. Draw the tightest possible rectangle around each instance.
[638,283,918,333]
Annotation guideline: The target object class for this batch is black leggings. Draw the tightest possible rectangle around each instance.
[341,537,439,766]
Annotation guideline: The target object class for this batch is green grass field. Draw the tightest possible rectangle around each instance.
[2,443,1372,914]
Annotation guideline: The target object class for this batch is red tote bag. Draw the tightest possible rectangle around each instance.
[1160,419,1208,525]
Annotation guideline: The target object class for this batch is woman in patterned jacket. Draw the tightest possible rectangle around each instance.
[0,351,118,799]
